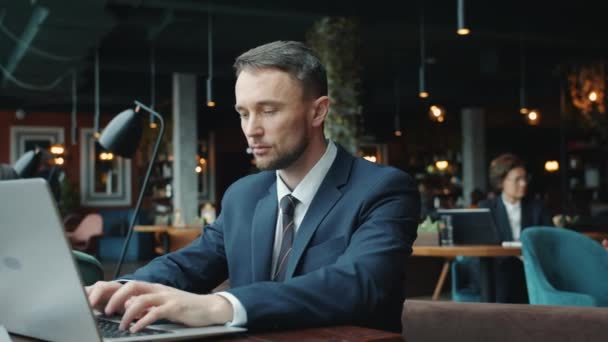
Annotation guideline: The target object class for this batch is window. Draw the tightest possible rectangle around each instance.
[10,126,64,163]
[80,128,131,206]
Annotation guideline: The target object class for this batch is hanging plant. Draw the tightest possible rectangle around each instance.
[306,17,362,154]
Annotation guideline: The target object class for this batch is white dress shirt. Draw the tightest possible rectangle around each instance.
[217,141,338,327]
[501,193,522,241]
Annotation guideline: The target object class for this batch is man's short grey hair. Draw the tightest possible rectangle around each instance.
[233,40,328,98]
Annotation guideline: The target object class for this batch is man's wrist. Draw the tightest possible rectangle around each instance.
[208,294,234,325]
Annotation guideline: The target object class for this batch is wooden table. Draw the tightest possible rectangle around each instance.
[10,325,401,342]
[412,245,522,302]
[134,225,202,254]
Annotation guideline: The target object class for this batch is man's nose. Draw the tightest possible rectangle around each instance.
[244,116,263,137]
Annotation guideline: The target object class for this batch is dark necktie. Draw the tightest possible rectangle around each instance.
[273,194,298,281]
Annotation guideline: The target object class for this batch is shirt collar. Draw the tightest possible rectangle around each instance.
[276,140,337,207]
[501,192,521,210]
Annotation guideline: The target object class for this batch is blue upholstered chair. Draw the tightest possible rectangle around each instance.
[521,227,608,307]
[451,256,481,302]
[72,250,104,286]
[97,208,155,262]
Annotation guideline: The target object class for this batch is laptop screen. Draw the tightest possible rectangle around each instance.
[435,208,501,245]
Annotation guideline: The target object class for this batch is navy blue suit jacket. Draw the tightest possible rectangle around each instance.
[479,196,552,241]
[124,145,420,331]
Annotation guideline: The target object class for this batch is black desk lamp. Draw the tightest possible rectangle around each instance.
[98,100,165,278]
[13,149,42,178]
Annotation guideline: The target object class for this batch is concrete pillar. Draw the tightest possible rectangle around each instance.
[172,73,198,224]
[461,107,486,206]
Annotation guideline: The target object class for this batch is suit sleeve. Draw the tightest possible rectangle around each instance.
[226,169,420,330]
[119,202,229,294]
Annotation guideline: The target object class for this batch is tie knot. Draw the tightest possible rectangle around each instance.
[280,194,297,216]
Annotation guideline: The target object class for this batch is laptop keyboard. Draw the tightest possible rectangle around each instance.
[97,317,172,338]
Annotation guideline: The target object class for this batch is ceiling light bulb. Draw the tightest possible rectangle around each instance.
[519,107,529,115]
[457,28,470,35]
[544,160,559,172]
[435,160,449,170]
[528,111,538,121]
[589,91,598,102]
[50,144,65,155]
[419,91,429,98]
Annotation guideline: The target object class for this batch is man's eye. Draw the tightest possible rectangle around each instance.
[263,110,276,115]
[238,112,249,119]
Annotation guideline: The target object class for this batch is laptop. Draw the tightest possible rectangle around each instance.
[435,208,501,245]
[0,179,246,342]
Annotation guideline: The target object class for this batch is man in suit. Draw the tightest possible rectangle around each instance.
[87,41,420,333]
[480,153,552,303]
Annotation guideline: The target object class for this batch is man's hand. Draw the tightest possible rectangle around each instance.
[90,281,233,333]
[86,281,124,312]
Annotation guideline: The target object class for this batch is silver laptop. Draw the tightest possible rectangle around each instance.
[435,208,502,245]
[0,179,246,342]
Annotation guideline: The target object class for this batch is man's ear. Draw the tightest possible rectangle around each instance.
[311,96,329,128]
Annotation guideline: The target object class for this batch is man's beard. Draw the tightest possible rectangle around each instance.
[256,138,308,171]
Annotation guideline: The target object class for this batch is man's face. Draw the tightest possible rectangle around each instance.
[501,167,528,201]
[235,68,316,171]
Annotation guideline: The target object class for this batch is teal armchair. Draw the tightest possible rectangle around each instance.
[521,227,608,307]
[451,256,481,302]
[72,250,104,286]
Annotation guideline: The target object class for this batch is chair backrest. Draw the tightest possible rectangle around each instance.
[70,213,103,240]
[72,250,104,286]
[402,300,608,342]
[521,227,608,306]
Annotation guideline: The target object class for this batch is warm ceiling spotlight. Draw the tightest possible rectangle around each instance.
[430,105,443,117]
[394,130,403,137]
[50,144,65,155]
[519,107,529,115]
[435,160,449,171]
[457,28,470,36]
[544,160,559,172]
[457,0,471,35]
[54,157,65,165]
[419,91,429,98]
[589,91,598,102]
[527,109,541,125]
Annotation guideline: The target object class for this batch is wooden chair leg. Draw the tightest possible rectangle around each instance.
[432,259,451,300]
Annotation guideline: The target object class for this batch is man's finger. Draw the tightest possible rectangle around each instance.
[119,293,166,331]
[88,282,121,310]
[105,281,156,316]
[130,305,168,333]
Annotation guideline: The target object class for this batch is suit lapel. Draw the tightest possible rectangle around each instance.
[520,198,534,230]
[251,183,278,282]
[284,146,353,279]
[495,196,514,241]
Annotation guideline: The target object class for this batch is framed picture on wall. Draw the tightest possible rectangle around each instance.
[10,126,65,163]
